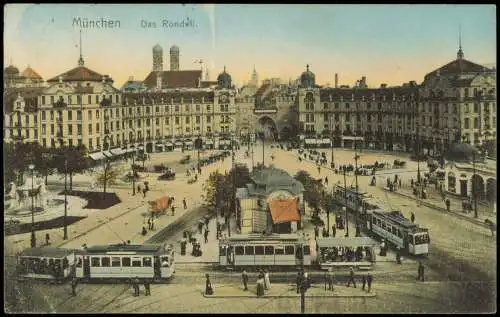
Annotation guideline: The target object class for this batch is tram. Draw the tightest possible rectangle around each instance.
[219,234,313,268]
[75,243,175,281]
[16,247,77,282]
[316,237,377,270]
[332,185,381,213]
[367,210,430,255]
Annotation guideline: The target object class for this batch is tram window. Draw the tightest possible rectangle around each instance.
[101,257,110,267]
[285,246,294,255]
[76,257,82,268]
[275,248,284,255]
[219,246,227,256]
[235,246,244,255]
[265,246,274,255]
[244,246,254,255]
[54,259,61,266]
[143,257,152,267]
[111,257,121,267]
[132,258,142,267]
[91,257,101,267]
[161,257,170,267]
[303,246,310,255]
[397,229,402,238]
[122,257,131,267]
[255,246,264,255]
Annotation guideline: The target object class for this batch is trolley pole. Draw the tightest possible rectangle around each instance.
[343,169,349,237]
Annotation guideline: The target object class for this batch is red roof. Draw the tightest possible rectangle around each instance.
[47,66,111,83]
[424,58,492,80]
[268,199,301,224]
[22,67,43,80]
[143,70,203,89]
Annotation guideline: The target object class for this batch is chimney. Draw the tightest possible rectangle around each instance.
[334,73,338,88]
[381,83,387,88]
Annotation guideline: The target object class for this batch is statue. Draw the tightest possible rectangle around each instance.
[5,182,19,209]
[39,181,48,209]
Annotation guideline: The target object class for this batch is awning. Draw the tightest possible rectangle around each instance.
[268,199,300,224]
[165,141,174,147]
[219,140,231,145]
[126,148,136,153]
[185,141,194,146]
[89,152,106,161]
[174,141,183,146]
[155,144,165,148]
[138,144,144,148]
[305,139,316,144]
[316,237,377,249]
[110,148,126,156]
[204,140,214,144]
[102,151,114,158]
[322,138,331,144]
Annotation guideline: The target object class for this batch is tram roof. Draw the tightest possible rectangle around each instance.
[225,233,305,242]
[334,185,369,196]
[316,237,377,248]
[18,247,76,258]
[82,244,166,254]
[372,210,417,229]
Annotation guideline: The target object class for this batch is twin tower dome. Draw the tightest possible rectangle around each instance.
[152,44,179,72]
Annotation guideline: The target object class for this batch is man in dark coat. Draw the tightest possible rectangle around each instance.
[332,225,336,237]
[133,277,140,296]
[362,275,366,291]
[204,229,209,243]
[417,261,425,282]
[314,226,319,239]
[144,280,151,296]
[411,212,415,223]
[366,273,372,292]
[205,274,213,295]
[71,277,78,296]
[347,267,356,288]
[183,198,187,210]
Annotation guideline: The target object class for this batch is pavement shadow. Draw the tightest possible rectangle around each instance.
[58,190,121,209]
[4,216,87,236]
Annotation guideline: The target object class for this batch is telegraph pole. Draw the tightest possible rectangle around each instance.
[343,169,349,237]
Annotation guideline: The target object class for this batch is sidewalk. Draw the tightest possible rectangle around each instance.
[202,283,376,298]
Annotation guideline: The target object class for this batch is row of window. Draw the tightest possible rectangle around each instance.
[79,256,153,268]
[372,217,403,239]
[306,102,417,111]
[224,245,311,256]
[41,94,120,106]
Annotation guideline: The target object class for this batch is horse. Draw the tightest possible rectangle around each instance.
[485,219,497,237]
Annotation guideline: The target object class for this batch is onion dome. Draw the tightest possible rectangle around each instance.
[170,45,180,53]
[300,64,315,88]
[4,65,20,76]
[153,44,163,52]
[217,66,232,89]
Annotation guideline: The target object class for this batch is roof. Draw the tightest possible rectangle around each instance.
[82,244,165,254]
[3,87,44,113]
[143,70,203,89]
[372,210,417,229]
[47,66,111,83]
[18,247,76,258]
[316,237,377,248]
[225,233,304,242]
[248,167,304,196]
[22,66,43,80]
[4,65,20,75]
[424,58,493,80]
[268,199,301,224]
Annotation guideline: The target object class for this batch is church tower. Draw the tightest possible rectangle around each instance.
[457,25,464,60]
[153,44,163,72]
[170,45,180,71]
[250,65,259,87]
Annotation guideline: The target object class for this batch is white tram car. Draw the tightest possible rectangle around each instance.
[332,185,381,213]
[219,234,313,268]
[367,210,430,255]
[16,247,77,282]
[75,243,175,281]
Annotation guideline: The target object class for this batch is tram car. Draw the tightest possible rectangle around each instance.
[332,185,381,213]
[75,243,175,282]
[366,209,430,255]
[16,247,77,283]
[316,237,377,271]
[218,234,313,268]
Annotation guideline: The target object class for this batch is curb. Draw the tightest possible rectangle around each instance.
[203,293,376,298]
[382,188,489,229]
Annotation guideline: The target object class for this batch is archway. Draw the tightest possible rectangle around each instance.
[447,171,456,194]
[258,116,277,141]
[471,174,485,201]
[486,178,496,202]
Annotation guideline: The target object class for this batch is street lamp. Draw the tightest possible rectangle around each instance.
[130,130,137,196]
[63,158,68,240]
[29,164,36,247]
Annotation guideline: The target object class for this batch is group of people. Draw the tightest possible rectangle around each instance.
[18,257,69,277]
[319,246,374,264]
[131,276,152,297]
[137,181,150,198]
[255,269,272,296]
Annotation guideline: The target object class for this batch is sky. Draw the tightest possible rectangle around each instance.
[4,4,496,89]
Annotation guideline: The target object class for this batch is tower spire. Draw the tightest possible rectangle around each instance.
[457,24,464,60]
[78,30,85,66]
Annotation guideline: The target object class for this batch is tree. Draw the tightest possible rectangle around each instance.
[294,170,323,217]
[96,160,119,197]
[55,145,90,190]
[202,171,230,211]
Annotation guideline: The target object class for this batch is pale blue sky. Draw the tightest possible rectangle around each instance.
[4,4,496,88]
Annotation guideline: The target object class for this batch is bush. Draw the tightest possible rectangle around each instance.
[311,215,324,226]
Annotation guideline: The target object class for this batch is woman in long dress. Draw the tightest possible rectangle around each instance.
[264,270,271,290]
[256,276,265,296]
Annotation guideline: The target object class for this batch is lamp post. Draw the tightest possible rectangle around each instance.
[330,133,335,169]
[343,169,349,237]
[261,131,265,167]
[131,131,136,196]
[473,150,478,218]
[63,158,68,240]
[354,139,361,237]
[29,164,36,247]
[229,132,235,237]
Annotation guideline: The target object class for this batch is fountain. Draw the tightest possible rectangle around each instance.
[4,173,83,225]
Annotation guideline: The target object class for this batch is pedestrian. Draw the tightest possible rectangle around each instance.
[171,205,175,216]
[322,227,328,238]
[141,226,147,236]
[396,247,402,264]
[399,179,402,188]
[71,277,77,296]
[446,199,451,212]
[332,225,336,238]
[296,270,303,294]
[145,280,152,296]
[366,273,372,292]
[347,267,356,288]
[264,270,271,290]
[198,221,204,234]
[148,218,152,230]
[183,198,187,210]
[204,229,209,243]
[151,217,155,230]
[362,275,366,291]
[417,261,425,282]
[205,217,210,227]
[317,166,321,174]
[45,233,50,246]
[137,184,141,194]
[314,226,319,239]
[133,276,140,296]
[325,176,328,186]
[143,188,147,198]
[205,274,214,295]
[327,267,334,291]
[242,269,249,291]
[411,212,415,223]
